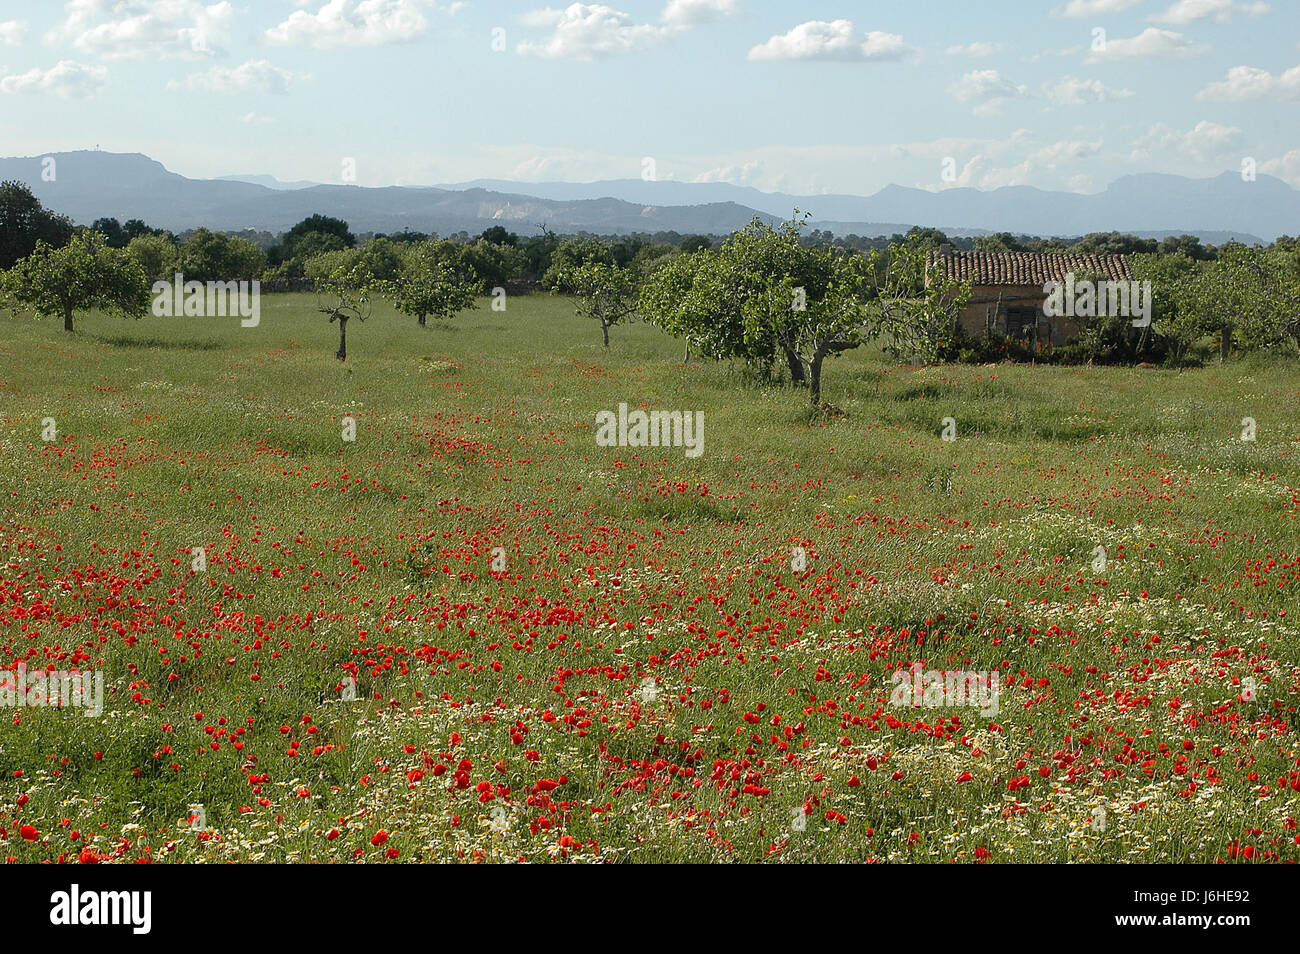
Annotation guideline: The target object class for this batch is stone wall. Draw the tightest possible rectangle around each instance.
[958,284,1082,346]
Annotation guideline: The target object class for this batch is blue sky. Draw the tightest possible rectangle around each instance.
[0,0,1296,195]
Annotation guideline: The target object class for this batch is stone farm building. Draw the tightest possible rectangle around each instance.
[925,246,1134,347]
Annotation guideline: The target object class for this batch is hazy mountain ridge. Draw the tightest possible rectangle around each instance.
[216,174,322,191]
[0,151,1286,243]
[438,174,1282,243]
[0,152,780,237]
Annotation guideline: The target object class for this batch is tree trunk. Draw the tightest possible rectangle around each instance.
[418,312,426,326]
[783,345,806,385]
[602,321,609,348]
[809,352,824,406]
[1220,325,1231,362]
[337,317,348,361]
[683,341,691,363]
[64,306,74,332]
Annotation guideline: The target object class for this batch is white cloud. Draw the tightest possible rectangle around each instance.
[692,158,762,185]
[865,135,1022,191]
[977,139,1103,189]
[1150,0,1269,24]
[1033,138,1105,165]
[934,154,991,188]
[265,0,429,48]
[1197,63,1300,101]
[1059,0,1143,16]
[948,69,1029,115]
[506,148,642,180]
[513,0,733,59]
[945,41,1007,57]
[356,134,1111,197]
[660,0,738,27]
[239,111,274,125]
[1135,120,1243,160]
[747,20,913,62]
[1028,44,1085,62]
[510,155,563,179]
[1044,75,1134,104]
[179,60,299,94]
[517,4,669,59]
[0,60,107,97]
[46,0,233,60]
[0,19,27,46]
[1085,27,1207,62]
[1259,148,1300,187]
[1181,120,1243,158]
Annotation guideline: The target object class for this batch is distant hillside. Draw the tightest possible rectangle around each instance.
[0,150,1290,243]
[439,173,1291,243]
[0,152,779,237]
[215,174,321,191]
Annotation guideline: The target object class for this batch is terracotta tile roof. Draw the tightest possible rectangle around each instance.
[926,249,1133,285]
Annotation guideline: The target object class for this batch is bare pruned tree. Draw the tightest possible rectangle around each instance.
[315,262,373,361]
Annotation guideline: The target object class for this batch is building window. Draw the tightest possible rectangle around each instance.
[1005,306,1038,340]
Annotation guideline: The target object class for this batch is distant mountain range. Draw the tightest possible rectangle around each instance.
[431,175,1279,245]
[215,173,323,191]
[0,150,1287,244]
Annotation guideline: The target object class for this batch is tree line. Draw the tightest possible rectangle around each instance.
[2,178,1297,400]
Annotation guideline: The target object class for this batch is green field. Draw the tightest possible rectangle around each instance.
[1,292,1297,863]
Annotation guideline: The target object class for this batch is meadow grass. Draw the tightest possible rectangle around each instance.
[0,292,1297,863]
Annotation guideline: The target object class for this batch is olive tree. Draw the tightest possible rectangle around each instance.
[1131,252,1200,363]
[1149,243,1300,361]
[379,241,480,327]
[315,261,373,361]
[3,230,149,332]
[176,228,265,282]
[640,215,971,407]
[1198,243,1300,357]
[558,260,638,347]
[872,242,972,364]
[126,233,179,282]
[542,238,615,290]
[637,250,712,362]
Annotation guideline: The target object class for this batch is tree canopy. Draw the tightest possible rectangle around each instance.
[639,215,971,405]
[559,260,638,348]
[3,230,150,332]
[380,241,481,326]
[177,229,266,282]
[0,180,74,270]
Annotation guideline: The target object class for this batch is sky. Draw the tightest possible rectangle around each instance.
[0,0,1296,196]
